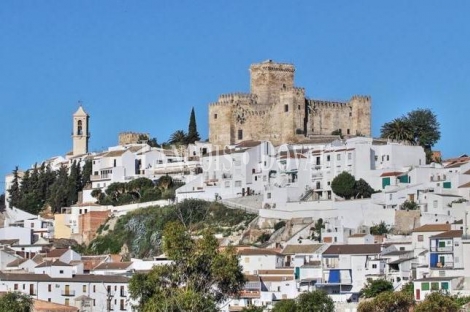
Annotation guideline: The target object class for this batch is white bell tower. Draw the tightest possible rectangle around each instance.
[72,104,90,156]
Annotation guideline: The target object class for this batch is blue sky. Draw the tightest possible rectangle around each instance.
[1,1,470,193]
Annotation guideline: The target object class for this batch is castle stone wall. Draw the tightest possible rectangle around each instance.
[209,60,371,147]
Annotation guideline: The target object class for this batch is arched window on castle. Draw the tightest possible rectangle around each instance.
[77,120,83,135]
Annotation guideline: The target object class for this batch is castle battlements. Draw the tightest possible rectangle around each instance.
[350,95,371,102]
[209,61,371,146]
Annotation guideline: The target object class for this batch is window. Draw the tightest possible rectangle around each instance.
[60,270,64,274]
[214,114,217,119]
[431,282,439,290]
[337,154,341,161]
[442,282,449,290]
[93,285,96,292]
[349,112,352,117]
[387,155,390,161]
[238,129,243,140]
[372,264,377,269]
[48,298,51,302]
[83,285,86,292]
[235,181,242,187]
[433,200,438,208]
[267,193,271,199]
[347,129,350,135]
[298,104,301,110]
[225,181,230,188]
[65,298,70,306]
[48,284,52,292]
[418,235,424,242]
[284,104,289,112]
[421,282,429,290]
[120,299,126,310]
[14,284,18,290]
[327,155,330,162]
[348,153,352,160]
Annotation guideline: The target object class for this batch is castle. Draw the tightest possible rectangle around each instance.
[208,60,371,146]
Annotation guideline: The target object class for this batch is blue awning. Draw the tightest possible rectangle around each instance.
[328,269,340,283]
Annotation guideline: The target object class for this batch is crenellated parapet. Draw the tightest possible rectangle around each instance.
[210,93,258,105]
[309,99,349,109]
[350,95,371,102]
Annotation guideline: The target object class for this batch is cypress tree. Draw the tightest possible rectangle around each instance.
[186,107,200,144]
[7,167,21,208]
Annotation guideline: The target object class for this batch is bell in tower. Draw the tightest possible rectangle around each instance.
[72,104,90,156]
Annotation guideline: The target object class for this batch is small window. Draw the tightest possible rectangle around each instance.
[348,153,352,160]
[337,154,341,161]
[14,284,18,290]
[214,113,217,119]
[298,104,301,110]
[387,155,390,161]
[267,193,271,199]
[93,285,96,292]
[418,235,423,242]
[60,270,64,274]
[83,285,87,292]
[327,155,330,162]
[65,298,70,306]
[48,284,52,292]
[284,104,289,112]
[238,129,243,140]
[372,264,377,269]
[349,112,352,117]
[347,129,350,135]
[431,282,439,290]
[421,282,430,290]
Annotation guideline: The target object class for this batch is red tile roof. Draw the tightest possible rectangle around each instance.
[412,224,451,233]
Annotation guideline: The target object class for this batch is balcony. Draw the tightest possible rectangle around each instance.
[222,173,233,179]
[239,290,260,299]
[430,246,453,252]
[62,290,76,296]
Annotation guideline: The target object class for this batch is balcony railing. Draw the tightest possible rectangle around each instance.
[430,246,453,252]
[431,262,454,269]
[62,290,76,296]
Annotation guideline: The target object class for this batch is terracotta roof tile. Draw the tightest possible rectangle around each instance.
[238,249,281,256]
[282,244,324,254]
[412,224,451,233]
[323,244,382,255]
[430,230,463,239]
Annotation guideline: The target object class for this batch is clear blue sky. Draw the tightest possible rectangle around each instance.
[1,1,470,193]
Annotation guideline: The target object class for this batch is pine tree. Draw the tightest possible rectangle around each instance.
[7,167,21,208]
[186,107,200,144]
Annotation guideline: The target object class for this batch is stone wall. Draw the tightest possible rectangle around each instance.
[118,132,149,145]
[208,60,371,147]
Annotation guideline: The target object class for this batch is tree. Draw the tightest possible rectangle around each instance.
[186,107,201,144]
[331,171,356,199]
[357,291,414,312]
[361,279,394,298]
[81,159,93,189]
[380,118,414,144]
[354,178,375,199]
[129,221,245,311]
[369,221,391,236]
[400,200,419,210]
[311,218,325,242]
[0,291,33,312]
[169,130,187,145]
[0,193,5,211]
[414,292,460,312]
[297,290,334,312]
[380,108,440,163]
[48,165,69,213]
[272,299,298,312]
[8,166,22,208]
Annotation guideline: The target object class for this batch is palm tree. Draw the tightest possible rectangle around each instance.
[169,130,187,145]
[380,118,414,144]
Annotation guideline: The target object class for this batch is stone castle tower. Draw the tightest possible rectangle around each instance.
[209,60,371,146]
[72,105,90,156]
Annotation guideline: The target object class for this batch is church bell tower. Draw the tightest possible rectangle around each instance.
[72,104,90,156]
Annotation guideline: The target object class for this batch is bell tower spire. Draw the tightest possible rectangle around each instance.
[72,102,90,156]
